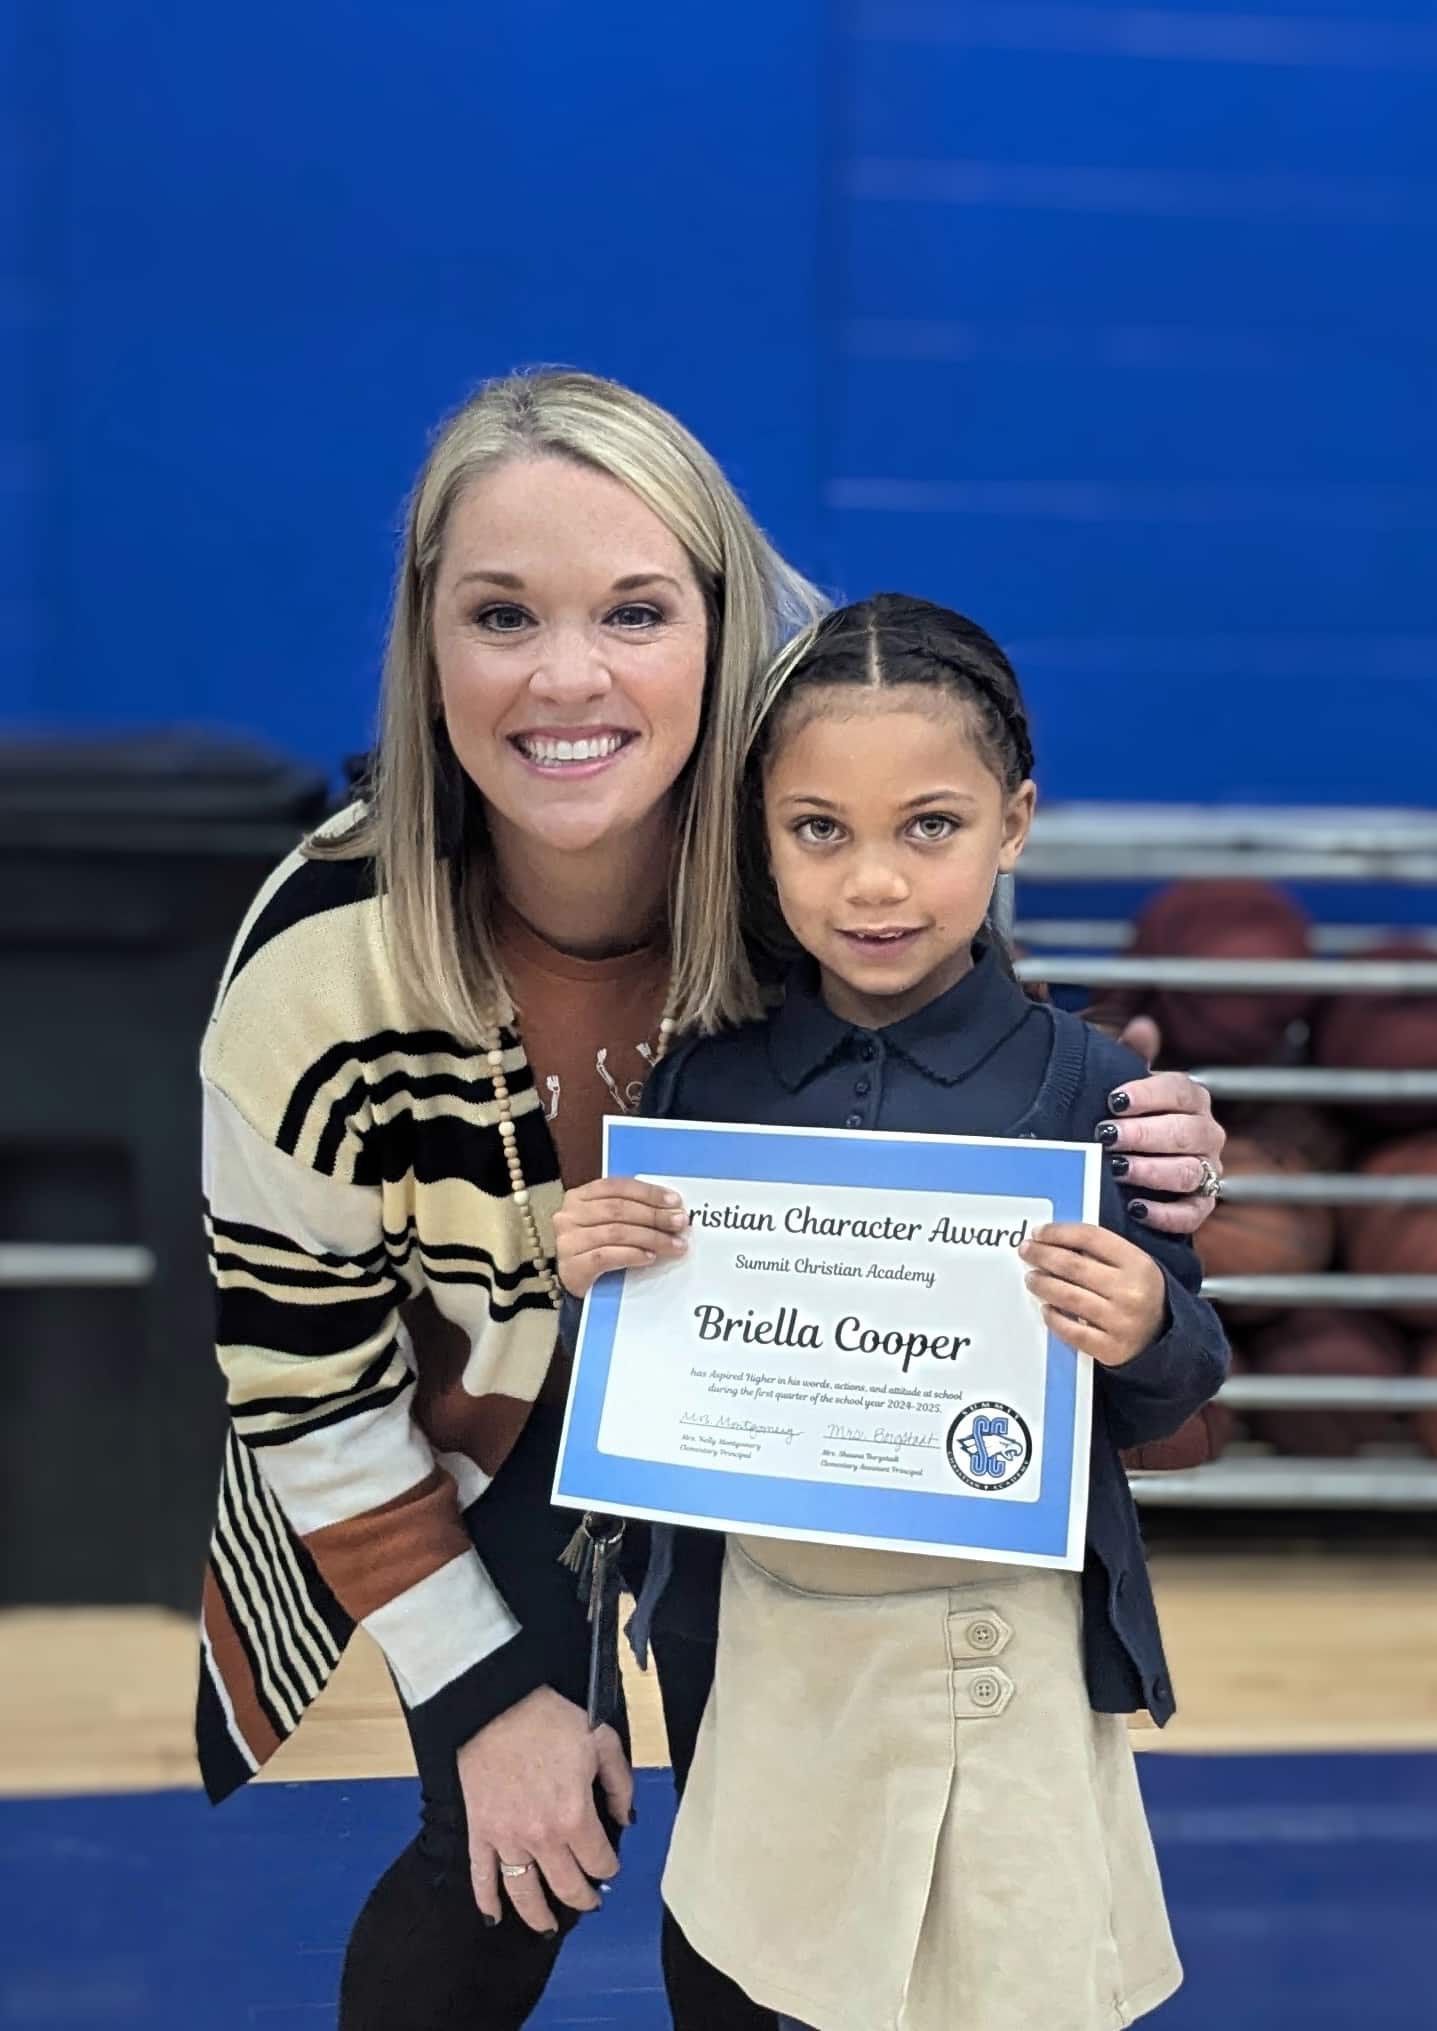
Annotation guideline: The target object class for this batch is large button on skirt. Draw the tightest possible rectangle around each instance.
[662,1539,1182,2031]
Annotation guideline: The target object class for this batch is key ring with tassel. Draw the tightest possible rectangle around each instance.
[559,1512,625,1730]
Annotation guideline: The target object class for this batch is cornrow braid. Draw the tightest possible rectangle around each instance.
[898,636,1035,784]
[752,591,1035,791]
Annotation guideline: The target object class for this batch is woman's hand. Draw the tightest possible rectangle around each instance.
[459,1688,634,1931]
[553,1177,690,1298]
[1106,1016,1226,1235]
[1019,1223,1166,1367]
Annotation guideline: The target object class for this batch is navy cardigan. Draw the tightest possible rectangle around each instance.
[574,947,1229,1726]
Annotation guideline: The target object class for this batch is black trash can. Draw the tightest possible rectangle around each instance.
[0,735,330,1613]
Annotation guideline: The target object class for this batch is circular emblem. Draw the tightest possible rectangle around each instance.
[946,1401,1033,1491]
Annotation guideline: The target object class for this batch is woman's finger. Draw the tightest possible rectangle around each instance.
[497,1854,559,1934]
[1100,1111,1213,1158]
[1115,1015,1160,1067]
[1126,1195,1210,1236]
[569,1809,622,1893]
[591,1723,634,1835]
[468,1839,502,1926]
[1110,1154,1218,1198]
[530,1841,604,1917]
[1110,1070,1216,1123]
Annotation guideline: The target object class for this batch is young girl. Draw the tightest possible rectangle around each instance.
[554,594,1229,2031]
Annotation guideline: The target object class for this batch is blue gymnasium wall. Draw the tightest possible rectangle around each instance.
[3,2,1435,804]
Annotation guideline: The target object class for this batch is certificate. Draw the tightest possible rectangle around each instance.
[554,1118,1101,1570]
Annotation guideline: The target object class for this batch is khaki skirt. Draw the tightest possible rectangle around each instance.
[662,1538,1181,2031]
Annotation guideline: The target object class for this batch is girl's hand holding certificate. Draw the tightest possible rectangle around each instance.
[1019,1223,1166,1367]
[554,1178,690,1299]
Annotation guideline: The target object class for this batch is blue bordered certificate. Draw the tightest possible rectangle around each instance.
[553,1118,1101,1570]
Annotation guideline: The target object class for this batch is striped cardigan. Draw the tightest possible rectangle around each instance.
[197,835,564,1801]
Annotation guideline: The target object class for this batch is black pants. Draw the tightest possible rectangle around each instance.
[339,1408,775,2031]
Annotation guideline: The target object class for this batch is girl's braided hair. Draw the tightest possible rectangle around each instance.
[752,591,1033,784]
[740,592,1036,974]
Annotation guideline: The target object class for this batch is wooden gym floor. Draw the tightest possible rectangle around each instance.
[4,1547,1435,1796]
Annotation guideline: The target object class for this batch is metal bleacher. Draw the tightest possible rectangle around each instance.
[999,805,1437,1510]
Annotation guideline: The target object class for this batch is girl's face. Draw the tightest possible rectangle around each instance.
[763,686,1035,1028]
[432,457,709,864]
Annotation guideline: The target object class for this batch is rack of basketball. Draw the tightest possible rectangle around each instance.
[997,806,1437,1509]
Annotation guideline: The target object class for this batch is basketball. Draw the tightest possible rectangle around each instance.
[1340,1132,1437,1330]
[1248,1309,1408,1455]
[1129,879,1314,1067]
[1311,940,1437,1129]
[1196,1132,1336,1321]
[1223,1101,1349,1176]
[1122,1402,1234,1474]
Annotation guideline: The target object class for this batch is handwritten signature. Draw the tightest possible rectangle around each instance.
[824,1423,940,1449]
[681,1413,798,1443]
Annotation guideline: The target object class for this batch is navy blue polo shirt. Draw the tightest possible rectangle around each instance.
[609,945,1230,1727]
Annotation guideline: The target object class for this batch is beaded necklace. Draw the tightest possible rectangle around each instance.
[484,1002,677,1707]
[484,1008,678,1307]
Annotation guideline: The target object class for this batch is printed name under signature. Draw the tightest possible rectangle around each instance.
[681,1412,799,1443]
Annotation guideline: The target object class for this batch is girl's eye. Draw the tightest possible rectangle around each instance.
[794,816,841,844]
[608,602,664,628]
[476,604,532,633]
[911,814,960,842]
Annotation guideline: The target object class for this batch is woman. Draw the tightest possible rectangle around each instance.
[195,369,1225,2031]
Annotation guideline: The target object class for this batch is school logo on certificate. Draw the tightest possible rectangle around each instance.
[946,1402,1033,1492]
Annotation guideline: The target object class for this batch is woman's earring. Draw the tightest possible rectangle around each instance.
[432,718,467,860]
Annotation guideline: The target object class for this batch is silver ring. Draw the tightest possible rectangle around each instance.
[499,1861,533,1879]
[1196,1158,1223,1200]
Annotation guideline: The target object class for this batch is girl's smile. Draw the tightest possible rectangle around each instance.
[834,925,926,959]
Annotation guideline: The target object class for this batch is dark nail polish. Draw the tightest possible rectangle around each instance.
[1097,1122,1120,1147]
[482,1914,499,1929]
[1107,1088,1131,1114]
[543,1926,559,1939]
[1128,1201,1150,1222]
[627,1807,639,1826]
[1108,1154,1130,1177]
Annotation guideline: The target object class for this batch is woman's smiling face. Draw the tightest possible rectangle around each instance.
[431,456,710,862]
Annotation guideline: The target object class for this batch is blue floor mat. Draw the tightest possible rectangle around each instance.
[2,1753,1433,2028]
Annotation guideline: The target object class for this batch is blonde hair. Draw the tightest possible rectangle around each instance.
[314,368,827,1037]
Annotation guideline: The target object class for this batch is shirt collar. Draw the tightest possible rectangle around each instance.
[766,942,1037,1090]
